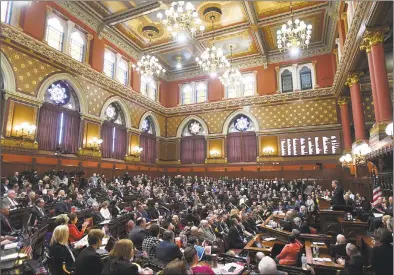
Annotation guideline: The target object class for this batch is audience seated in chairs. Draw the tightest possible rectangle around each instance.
[274,234,301,266]
[142,224,161,258]
[100,201,112,220]
[75,229,104,275]
[128,217,149,251]
[0,205,16,236]
[155,230,182,264]
[101,239,140,275]
[371,228,393,275]
[67,213,88,243]
[183,245,215,275]
[337,243,364,275]
[330,234,347,259]
[293,217,310,234]
[48,225,76,275]
[228,218,246,249]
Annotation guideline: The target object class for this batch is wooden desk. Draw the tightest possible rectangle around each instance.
[243,234,286,255]
[318,209,344,234]
[305,240,343,275]
[337,217,368,241]
[356,235,375,266]
[318,198,332,210]
[260,225,291,242]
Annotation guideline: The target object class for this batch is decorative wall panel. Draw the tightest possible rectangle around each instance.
[250,99,338,129]
[199,110,233,134]
[167,116,187,137]
[77,77,112,116]
[127,102,147,129]
[156,114,166,137]
[362,93,375,122]
[1,46,60,95]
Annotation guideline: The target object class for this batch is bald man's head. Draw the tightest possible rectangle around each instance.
[337,234,346,244]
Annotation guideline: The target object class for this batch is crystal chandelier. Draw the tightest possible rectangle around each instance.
[132,34,166,77]
[276,2,312,55]
[219,45,241,87]
[195,16,230,76]
[157,1,205,41]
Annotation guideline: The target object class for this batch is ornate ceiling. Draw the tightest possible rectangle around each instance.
[72,1,339,79]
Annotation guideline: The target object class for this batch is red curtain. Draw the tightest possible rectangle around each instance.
[61,111,80,154]
[140,133,156,164]
[181,136,206,164]
[227,132,257,163]
[113,127,127,160]
[101,122,114,158]
[37,103,60,151]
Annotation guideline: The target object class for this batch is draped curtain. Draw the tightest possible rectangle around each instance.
[227,132,257,163]
[181,136,206,164]
[140,133,157,164]
[113,127,127,160]
[60,111,80,154]
[37,103,61,151]
[101,122,114,158]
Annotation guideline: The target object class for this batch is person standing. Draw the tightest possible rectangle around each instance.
[331,180,345,206]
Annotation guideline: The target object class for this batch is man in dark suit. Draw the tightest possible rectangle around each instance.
[155,230,182,264]
[136,205,151,222]
[1,179,10,195]
[330,234,347,259]
[128,217,148,250]
[0,206,14,236]
[72,194,87,210]
[293,217,311,234]
[331,180,345,206]
[28,198,46,227]
[75,229,105,275]
[43,189,55,204]
[54,198,71,215]
[371,229,393,275]
[228,218,246,249]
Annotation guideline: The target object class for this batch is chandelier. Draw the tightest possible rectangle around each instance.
[157,1,205,41]
[195,16,230,76]
[276,2,312,55]
[132,34,165,77]
[219,45,241,87]
[352,141,371,166]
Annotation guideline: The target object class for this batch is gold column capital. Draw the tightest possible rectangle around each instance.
[345,72,364,87]
[274,66,280,72]
[87,34,93,41]
[46,6,53,13]
[341,12,347,20]
[363,26,390,46]
[359,38,371,53]
[337,96,350,106]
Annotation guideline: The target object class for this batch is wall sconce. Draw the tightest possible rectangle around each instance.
[14,122,36,140]
[130,146,143,157]
[385,122,393,138]
[339,153,352,167]
[210,150,220,158]
[262,146,275,156]
[352,141,371,166]
[88,137,103,150]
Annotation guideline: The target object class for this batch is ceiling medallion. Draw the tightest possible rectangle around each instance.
[219,45,241,88]
[276,1,312,56]
[132,33,166,77]
[195,15,230,77]
[201,5,222,23]
[141,25,161,40]
[157,1,205,41]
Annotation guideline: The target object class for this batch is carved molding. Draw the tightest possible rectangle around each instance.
[77,148,102,159]
[1,138,38,151]
[205,158,228,164]
[125,155,141,163]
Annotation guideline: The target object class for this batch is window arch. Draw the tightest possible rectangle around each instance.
[224,72,257,99]
[299,66,312,90]
[46,16,66,51]
[37,80,81,154]
[228,114,256,133]
[70,30,85,62]
[141,76,157,101]
[141,116,156,135]
[102,102,127,160]
[281,69,293,93]
[180,119,206,164]
[182,120,205,137]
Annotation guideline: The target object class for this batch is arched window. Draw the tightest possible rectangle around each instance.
[196,82,207,103]
[104,49,116,78]
[299,66,312,90]
[1,1,12,24]
[179,81,207,105]
[281,69,293,93]
[181,84,192,105]
[117,58,129,85]
[227,114,257,163]
[181,120,206,164]
[102,102,127,160]
[46,16,65,51]
[141,76,157,101]
[140,116,157,163]
[37,80,80,154]
[70,30,85,62]
[224,72,256,99]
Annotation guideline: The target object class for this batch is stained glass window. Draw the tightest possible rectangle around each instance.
[104,49,116,78]
[70,31,85,62]
[196,82,207,103]
[46,16,65,51]
[299,66,312,90]
[281,69,293,93]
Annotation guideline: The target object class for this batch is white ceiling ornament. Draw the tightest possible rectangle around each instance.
[47,83,68,104]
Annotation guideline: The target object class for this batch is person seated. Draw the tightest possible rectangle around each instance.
[275,234,300,266]
[291,229,303,249]
[162,259,192,275]
[183,246,215,275]
[100,201,112,220]
[55,194,71,215]
[198,220,216,243]
[280,211,294,232]
[371,228,393,275]
[330,234,347,259]
[142,224,161,258]
[3,190,19,209]
[337,243,364,275]
[108,200,120,218]
[91,203,104,225]
[293,217,310,234]
[228,218,246,249]
[48,225,76,275]
[136,204,151,222]
[128,217,148,251]
[101,239,140,275]
[72,194,87,210]
[28,198,46,227]
[0,206,16,236]
[344,194,354,208]
[155,230,182,264]
[126,220,135,234]
[75,229,105,275]
[387,217,393,232]
[259,256,288,275]
[67,213,89,243]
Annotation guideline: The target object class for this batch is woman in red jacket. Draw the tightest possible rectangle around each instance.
[275,234,301,266]
[67,213,88,243]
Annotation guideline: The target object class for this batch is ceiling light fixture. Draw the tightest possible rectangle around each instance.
[157,1,205,41]
[219,45,241,88]
[195,15,230,76]
[276,1,312,55]
[176,56,183,69]
[132,33,166,77]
